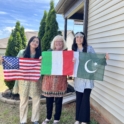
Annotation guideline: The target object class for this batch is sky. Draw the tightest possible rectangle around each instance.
[0,0,83,39]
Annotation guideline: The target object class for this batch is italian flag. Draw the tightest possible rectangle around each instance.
[41,51,74,75]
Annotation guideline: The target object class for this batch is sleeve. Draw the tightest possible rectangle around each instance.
[88,46,95,53]
[88,46,107,65]
[17,49,25,57]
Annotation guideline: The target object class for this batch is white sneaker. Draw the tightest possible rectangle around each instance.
[53,120,59,124]
[42,119,50,124]
[74,121,79,124]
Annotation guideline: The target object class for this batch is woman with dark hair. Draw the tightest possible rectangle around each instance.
[13,36,41,124]
[72,32,109,124]
[72,32,88,52]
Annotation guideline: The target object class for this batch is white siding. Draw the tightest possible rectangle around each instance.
[88,0,124,124]
[0,49,6,56]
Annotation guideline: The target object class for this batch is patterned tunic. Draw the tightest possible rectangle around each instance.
[74,46,95,93]
[12,49,41,97]
[42,75,67,97]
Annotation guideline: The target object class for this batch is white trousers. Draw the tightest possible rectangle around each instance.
[20,96,40,123]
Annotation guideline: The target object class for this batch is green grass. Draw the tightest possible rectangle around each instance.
[0,65,8,92]
[0,65,98,124]
[0,102,98,124]
[90,119,98,124]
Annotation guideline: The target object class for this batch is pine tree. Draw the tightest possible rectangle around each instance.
[5,21,26,89]
[13,21,21,37]
[38,10,47,48]
[14,32,22,54]
[5,35,14,56]
[6,22,23,56]
[41,0,60,51]
[20,26,27,49]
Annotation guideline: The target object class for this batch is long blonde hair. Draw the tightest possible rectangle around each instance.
[50,35,67,50]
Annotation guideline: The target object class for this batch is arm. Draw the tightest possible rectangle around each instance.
[88,46,95,53]
[0,56,3,64]
[88,46,107,65]
[88,46,109,60]
[17,49,25,57]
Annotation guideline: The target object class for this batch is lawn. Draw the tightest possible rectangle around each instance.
[0,65,99,124]
[0,102,98,124]
[0,65,8,92]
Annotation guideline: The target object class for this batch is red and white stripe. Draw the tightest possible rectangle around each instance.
[4,58,41,81]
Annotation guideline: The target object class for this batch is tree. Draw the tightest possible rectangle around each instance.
[5,35,14,56]
[41,0,61,51]
[5,21,26,89]
[38,10,47,48]
[20,26,27,49]
[14,32,22,54]
[6,22,22,56]
[13,21,21,37]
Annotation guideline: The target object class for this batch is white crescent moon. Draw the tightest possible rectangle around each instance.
[84,60,97,73]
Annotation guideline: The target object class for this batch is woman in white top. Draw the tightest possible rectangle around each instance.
[72,32,109,124]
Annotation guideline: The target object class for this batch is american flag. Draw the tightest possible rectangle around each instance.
[2,56,41,81]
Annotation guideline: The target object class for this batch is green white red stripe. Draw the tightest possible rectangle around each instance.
[41,51,74,75]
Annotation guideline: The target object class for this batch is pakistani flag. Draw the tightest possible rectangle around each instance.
[74,52,106,81]
[41,51,106,81]
[41,51,74,75]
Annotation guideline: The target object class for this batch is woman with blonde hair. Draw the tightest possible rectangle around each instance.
[42,35,67,124]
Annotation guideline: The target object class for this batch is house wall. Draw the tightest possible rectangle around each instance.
[87,0,124,124]
[0,49,6,56]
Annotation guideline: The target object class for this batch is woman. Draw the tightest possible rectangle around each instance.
[72,32,109,124]
[13,36,41,124]
[41,35,68,124]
